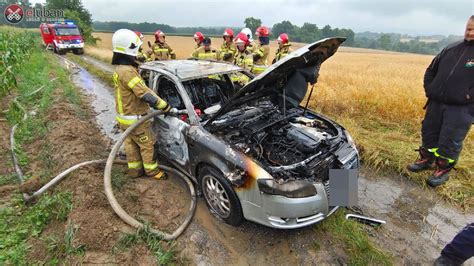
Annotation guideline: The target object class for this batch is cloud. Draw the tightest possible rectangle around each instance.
[79,0,473,35]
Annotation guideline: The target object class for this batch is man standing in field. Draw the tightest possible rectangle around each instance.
[219,28,236,63]
[407,16,474,187]
[192,37,218,60]
[252,26,271,75]
[231,32,253,85]
[151,30,176,61]
[111,29,177,179]
[273,33,293,63]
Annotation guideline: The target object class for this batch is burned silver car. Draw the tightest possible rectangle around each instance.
[139,37,359,229]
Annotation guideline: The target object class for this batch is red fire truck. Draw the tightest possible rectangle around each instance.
[40,20,84,55]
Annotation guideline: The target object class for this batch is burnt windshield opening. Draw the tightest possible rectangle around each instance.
[182,74,236,120]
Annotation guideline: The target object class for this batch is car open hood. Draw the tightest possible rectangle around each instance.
[207,37,345,124]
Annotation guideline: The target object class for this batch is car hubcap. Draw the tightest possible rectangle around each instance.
[202,175,231,218]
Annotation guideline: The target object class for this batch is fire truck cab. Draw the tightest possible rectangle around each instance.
[40,20,84,55]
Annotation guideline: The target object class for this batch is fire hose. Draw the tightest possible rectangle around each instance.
[9,53,196,240]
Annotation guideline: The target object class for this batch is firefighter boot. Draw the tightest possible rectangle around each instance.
[407,147,435,172]
[152,169,168,180]
[427,158,454,187]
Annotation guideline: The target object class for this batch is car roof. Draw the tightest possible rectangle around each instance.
[139,59,243,81]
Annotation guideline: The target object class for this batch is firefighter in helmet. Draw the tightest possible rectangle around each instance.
[111,29,177,179]
[252,26,271,74]
[151,30,176,61]
[192,37,218,60]
[135,31,152,63]
[193,31,204,50]
[219,28,237,63]
[241,27,257,53]
[273,33,293,63]
[231,32,253,85]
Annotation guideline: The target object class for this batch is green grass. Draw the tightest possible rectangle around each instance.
[111,166,129,190]
[0,35,86,264]
[314,209,393,265]
[113,226,176,265]
[42,220,85,263]
[0,192,73,264]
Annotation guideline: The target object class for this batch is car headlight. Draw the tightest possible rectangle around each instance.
[257,179,317,198]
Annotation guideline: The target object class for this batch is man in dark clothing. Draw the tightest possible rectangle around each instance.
[434,223,474,266]
[407,16,474,187]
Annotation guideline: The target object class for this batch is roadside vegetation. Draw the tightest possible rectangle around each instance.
[0,28,78,264]
[314,210,393,265]
[1,27,178,264]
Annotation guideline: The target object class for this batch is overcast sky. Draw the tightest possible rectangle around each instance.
[32,0,473,36]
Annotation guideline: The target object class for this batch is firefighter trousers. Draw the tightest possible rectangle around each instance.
[441,223,474,264]
[120,120,159,177]
[421,101,473,161]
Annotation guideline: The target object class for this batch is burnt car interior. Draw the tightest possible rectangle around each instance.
[181,74,235,115]
[151,73,238,121]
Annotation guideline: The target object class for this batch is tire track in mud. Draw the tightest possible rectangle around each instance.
[70,54,474,265]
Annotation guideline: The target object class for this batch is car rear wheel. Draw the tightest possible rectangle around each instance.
[199,166,243,226]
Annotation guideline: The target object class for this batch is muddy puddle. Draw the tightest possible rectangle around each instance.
[359,173,474,265]
[63,55,474,265]
[70,65,120,142]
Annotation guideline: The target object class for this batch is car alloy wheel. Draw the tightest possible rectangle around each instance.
[202,174,231,218]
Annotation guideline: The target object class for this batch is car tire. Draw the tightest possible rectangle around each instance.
[73,48,84,55]
[199,166,243,226]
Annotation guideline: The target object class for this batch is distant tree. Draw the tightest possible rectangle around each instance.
[45,0,95,43]
[46,0,91,25]
[272,20,296,38]
[244,17,262,34]
[378,34,392,50]
[321,25,332,38]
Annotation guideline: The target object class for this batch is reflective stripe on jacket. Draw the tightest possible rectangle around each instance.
[113,65,168,125]
[151,42,176,60]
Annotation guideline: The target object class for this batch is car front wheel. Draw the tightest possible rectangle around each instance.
[199,166,243,226]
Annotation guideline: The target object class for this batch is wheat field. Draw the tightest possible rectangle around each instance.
[88,32,473,209]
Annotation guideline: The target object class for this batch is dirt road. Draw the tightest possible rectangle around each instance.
[58,54,474,264]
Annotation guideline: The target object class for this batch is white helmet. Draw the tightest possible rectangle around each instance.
[112,29,142,57]
[241,28,253,42]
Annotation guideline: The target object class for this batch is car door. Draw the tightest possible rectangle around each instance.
[150,72,192,170]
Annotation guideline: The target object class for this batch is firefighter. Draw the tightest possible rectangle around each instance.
[241,27,257,53]
[273,33,293,63]
[407,16,474,187]
[192,37,218,60]
[232,32,253,85]
[135,31,152,63]
[111,29,177,179]
[151,30,176,61]
[193,31,204,49]
[219,28,236,63]
[252,26,270,74]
